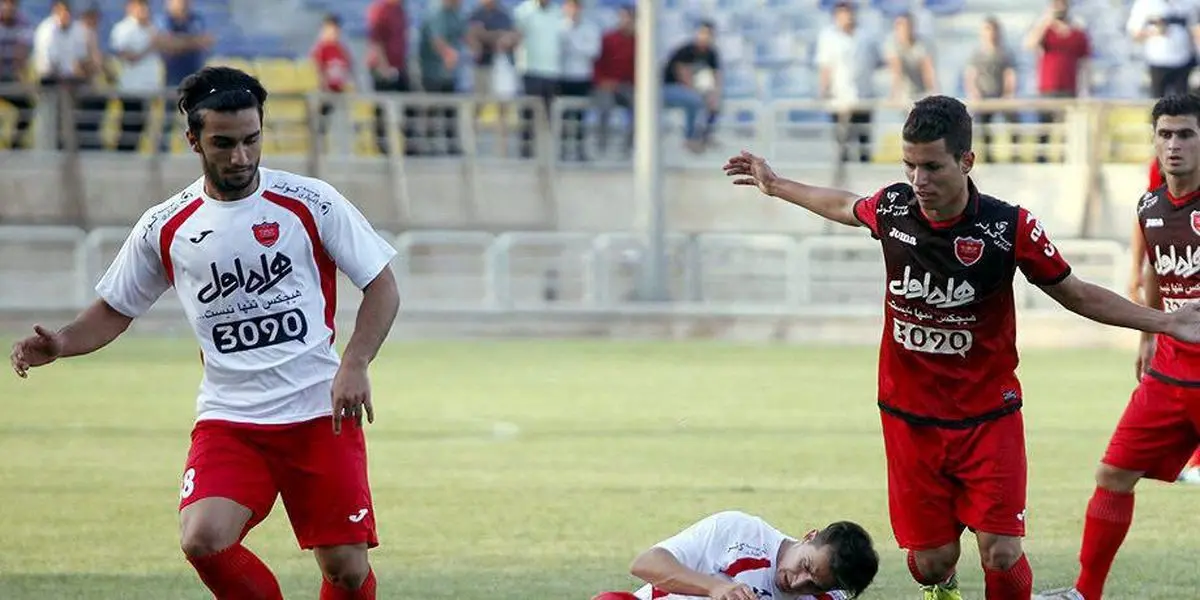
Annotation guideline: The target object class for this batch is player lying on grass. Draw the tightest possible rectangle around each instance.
[1034,94,1200,600]
[591,510,878,600]
[723,95,1200,600]
[9,66,400,600]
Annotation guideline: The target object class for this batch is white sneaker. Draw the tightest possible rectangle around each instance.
[1177,466,1200,485]
[1033,588,1084,600]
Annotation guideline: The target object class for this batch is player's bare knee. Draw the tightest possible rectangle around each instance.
[980,542,1022,571]
[179,525,237,558]
[914,544,959,582]
[1094,463,1141,493]
[315,544,370,589]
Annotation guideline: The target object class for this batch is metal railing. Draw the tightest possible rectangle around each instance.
[0,226,1129,316]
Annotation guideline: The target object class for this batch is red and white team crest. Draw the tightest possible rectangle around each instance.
[954,236,985,266]
[1191,211,1200,236]
[253,221,280,247]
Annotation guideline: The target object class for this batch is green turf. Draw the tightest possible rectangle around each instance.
[1,339,1197,599]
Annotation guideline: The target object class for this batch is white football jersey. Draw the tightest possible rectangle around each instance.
[96,167,397,425]
[632,511,847,600]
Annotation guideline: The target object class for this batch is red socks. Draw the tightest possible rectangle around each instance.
[1075,487,1135,599]
[984,553,1033,599]
[320,568,377,600]
[906,550,948,586]
[187,543,283,600]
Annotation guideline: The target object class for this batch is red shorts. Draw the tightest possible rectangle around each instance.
[881,410,1027,551]
[1102,375,1200,482]
[178,416,378,550]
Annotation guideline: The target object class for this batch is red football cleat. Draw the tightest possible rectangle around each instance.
[591,593,640,600]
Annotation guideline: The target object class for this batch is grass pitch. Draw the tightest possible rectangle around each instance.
[1,339,1198,599]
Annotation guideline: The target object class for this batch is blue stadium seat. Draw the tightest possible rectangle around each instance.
[872,0,911,18]
[924,0,965,16]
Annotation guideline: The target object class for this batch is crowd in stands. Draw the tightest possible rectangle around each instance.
[0,0,1197,160]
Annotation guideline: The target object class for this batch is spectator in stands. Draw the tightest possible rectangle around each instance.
[965,16,1018,164]
[558,0,600,162]
[156,0,212,151]
[417,0,466,156]
[885,13,937,103]
[1126,0,1198,97]
[513,0,563,159]
[592,4,635,158]
[366,0,415,156]
[74,4,109,150]
[311,14,353,138]
[662,20,721,154]
[466,0,516,153]
[1024,0,1090,163]
[110,0,161,153]
[816,1,880,163]
[32,0,91,150]
[0,0,34,150]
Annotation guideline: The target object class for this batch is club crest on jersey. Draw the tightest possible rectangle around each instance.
[954,236,985,266]
[1191,211,1200,237]
[253,221,280,247]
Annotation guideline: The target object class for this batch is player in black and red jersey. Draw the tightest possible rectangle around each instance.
[1036,95,1200,599]
[1127,157,1200,484]
[724,95,1200,600]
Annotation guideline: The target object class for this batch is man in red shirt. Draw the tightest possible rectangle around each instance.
[311,14,353,136]
[365,0,414,155]
[1024,0,1090,163]
[593,4,635,157]
[724,95,1200,600]
[1036,95,1200,600]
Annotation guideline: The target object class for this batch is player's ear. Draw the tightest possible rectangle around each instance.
[186,130,200,154]
[959,150,975,174]
[802,528,818,542]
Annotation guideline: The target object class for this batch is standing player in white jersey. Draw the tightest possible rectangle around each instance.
[9,66,400,600]
[591,511,878,600]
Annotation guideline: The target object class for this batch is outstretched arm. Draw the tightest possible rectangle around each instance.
[723,151,863,227]
[1040,273,1174,334]
[10,299,133,377]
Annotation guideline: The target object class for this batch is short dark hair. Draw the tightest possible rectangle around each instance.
[323,13,341,26]
[1151,94,1200,129]
[176,66,269,134]
[902,95,973,159]
[812,521,878,598]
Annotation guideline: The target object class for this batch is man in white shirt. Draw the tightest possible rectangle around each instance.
[9,66,399,600]
[31,0,87,83]
[109,0,162,152]
[592,511,879,600]
[557,0,599,161]
[816,1,880,163]
[1126,0,1199,97]
[514,0,561,157]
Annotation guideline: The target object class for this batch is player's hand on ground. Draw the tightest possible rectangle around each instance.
[1136,335,1156,381]
[10,324,64,378]
[709,582,759,600]
[331,363,374,434]
[1165,302,1200,344]
[723,150,777,196]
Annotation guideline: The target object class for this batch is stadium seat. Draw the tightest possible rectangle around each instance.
[924,0,966,15]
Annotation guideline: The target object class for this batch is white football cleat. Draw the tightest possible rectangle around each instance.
[1033,588,1084,600]
[1177,466,1200,485]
